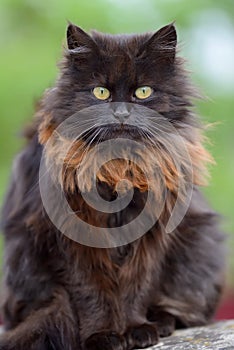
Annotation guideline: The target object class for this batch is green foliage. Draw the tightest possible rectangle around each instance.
[0,0,233,282]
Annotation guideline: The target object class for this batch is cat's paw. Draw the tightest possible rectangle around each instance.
[158,319,175,338]
[125,323,159,349]
[84,331,127,350]
[146,307,175,338]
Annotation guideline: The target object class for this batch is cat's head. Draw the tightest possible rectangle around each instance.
[39,23,190,129]
[38,23,212,196]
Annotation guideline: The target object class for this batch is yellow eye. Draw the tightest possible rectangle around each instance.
[135,86,153,99]
[93,87,110,100]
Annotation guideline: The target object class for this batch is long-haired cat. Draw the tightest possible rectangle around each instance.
[0,23,225,350]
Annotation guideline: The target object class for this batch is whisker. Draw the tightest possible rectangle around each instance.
[80,128,104,160]
[64,126,104,172]
[139,128,155,147]
[138,126,172,157]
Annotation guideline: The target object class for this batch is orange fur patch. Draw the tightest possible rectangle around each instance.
[38,113,56,145]
[39,121,213,200]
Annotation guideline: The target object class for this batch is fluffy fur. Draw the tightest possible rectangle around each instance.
[0,23,225,350]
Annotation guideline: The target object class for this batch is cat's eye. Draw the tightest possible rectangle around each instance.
[93,87,111,100]
[135,86,153,100]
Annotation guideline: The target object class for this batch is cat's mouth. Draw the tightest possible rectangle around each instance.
[82,124,146,143]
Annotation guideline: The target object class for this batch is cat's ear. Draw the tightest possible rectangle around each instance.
[66,23,97,52]
[139,23,177,63]
[151,23,177,51]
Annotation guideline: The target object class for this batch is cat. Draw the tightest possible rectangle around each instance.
[0,22,225,350]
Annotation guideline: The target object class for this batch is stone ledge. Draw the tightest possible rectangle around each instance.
[0,321,233,349]
[144,320,234,350]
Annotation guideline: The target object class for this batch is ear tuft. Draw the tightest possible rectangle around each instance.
[139,23,177,63]
[66,23,96,51]
[153,23,177,50]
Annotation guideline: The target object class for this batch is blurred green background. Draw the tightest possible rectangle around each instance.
[0,0,234,285]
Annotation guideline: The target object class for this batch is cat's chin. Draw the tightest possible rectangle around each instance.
[82,124,147,143]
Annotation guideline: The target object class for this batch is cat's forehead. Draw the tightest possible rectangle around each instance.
[91,31,150,57]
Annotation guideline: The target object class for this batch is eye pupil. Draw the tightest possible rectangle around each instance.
[135,86,152,100]
[93,87,110,100]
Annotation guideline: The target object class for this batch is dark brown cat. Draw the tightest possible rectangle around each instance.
[0,23,225,350]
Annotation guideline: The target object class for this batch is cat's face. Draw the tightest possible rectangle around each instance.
[65,23,177,107]
[41,22,198,148]
[48,23,193,140]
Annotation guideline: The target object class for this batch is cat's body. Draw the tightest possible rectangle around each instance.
[0,24,225,350]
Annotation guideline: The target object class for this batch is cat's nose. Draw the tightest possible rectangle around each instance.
[113,103,131,123]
